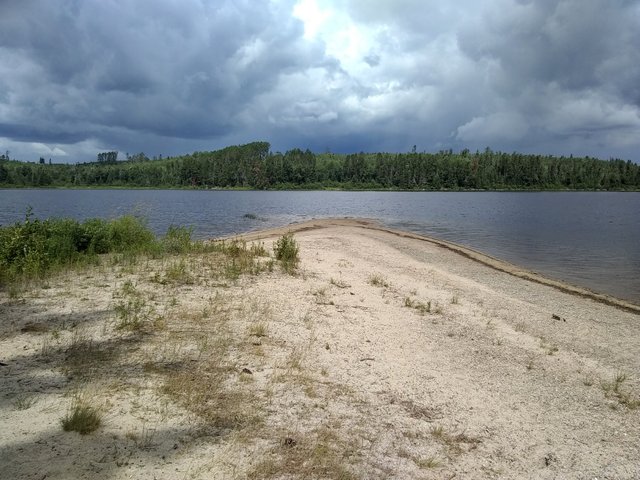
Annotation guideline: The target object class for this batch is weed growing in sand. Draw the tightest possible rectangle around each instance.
[14,394,36,410]
[404,296,431,315]
[209,239,271,280]
[312,286,334,305]
[248,426,358,480]
[601,371,640,409]
[367,273,389,288]
[162,225,194,254]
[249,322,269,338]
[330,277,350,289]
[114,282,152,331]
[538,337,559,356]
[273,233,299,274]
[161,258,194,285]
[430,425,481,455]
[61,396,103,434]
[417,457,442,469]
[450,294,460,305]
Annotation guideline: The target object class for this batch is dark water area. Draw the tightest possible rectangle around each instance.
[1,189,639,304]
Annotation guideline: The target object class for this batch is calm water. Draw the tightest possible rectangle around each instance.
[1,189,639,303]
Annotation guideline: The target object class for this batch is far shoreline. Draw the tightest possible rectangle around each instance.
[2,185,640,192]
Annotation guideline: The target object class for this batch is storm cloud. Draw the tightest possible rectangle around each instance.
[0,0,638,162]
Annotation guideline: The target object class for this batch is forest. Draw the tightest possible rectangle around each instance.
[1,142,638,190]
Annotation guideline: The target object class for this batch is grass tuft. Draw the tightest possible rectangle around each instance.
[367,273,389,288]
[417,456,442,469]
[61,397,102,435]
[404,296,431,315]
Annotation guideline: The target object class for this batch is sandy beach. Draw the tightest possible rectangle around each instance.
[1,219,639,479]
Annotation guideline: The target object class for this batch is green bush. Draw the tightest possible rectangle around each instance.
[163,225,193,254]
[0,211,161,286]
[273,233,299,274]
[108,216,156,253]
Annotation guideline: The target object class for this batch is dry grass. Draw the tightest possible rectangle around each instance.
[248,425,359,480]
[404,296,431,315]
[330,277,350,289]
[430,425,481,456]
[367,273,389,288]
[601,371,640,409]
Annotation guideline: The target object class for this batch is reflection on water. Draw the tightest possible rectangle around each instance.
[1,189,638,303]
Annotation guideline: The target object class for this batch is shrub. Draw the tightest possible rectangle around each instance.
[273,233,299,274]
[163,225,193,254]
[108,215,156,253]
[0,210,160,286]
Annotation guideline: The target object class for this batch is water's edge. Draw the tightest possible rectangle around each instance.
[237,218,640,313]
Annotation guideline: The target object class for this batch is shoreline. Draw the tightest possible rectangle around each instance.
[234,217,640,314]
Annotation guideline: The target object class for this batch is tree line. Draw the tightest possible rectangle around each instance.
[1,141,638,190]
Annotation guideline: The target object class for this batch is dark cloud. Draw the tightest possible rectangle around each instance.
[0,0,638,162]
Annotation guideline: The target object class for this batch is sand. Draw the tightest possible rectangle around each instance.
[1,219,639,479]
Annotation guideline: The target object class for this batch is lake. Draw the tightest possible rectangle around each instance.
[1,189,639,304]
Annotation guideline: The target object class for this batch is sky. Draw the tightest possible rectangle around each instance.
[1,0,639,164]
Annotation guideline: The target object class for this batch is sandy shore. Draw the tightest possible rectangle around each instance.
[1,219,639,479]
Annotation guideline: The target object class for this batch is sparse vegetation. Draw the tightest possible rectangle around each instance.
[430,425,481,455]
[114,282,152,331]
[330,277,350,288]
[248,426,358,480]
[404,296,431,315]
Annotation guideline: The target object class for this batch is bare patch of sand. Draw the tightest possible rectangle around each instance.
[1,219,639,479]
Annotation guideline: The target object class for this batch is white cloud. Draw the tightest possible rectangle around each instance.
[456,112,529,143]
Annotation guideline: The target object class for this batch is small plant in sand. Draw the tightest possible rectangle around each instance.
[14,394,36,410]
[61,396,103,435]
[417,456,442,469]
[114,282,151,331]
[249,322,268,338]
[273,233,299,274]
[162,259,194,285]
[404,296,431,315]
[430,425,481,455]
[601,371,640,409]
[162,225,193,254]
[367,273,389,288]
[330,277,350,289]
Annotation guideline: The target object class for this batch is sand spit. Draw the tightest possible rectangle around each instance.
[1,219,639,479]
